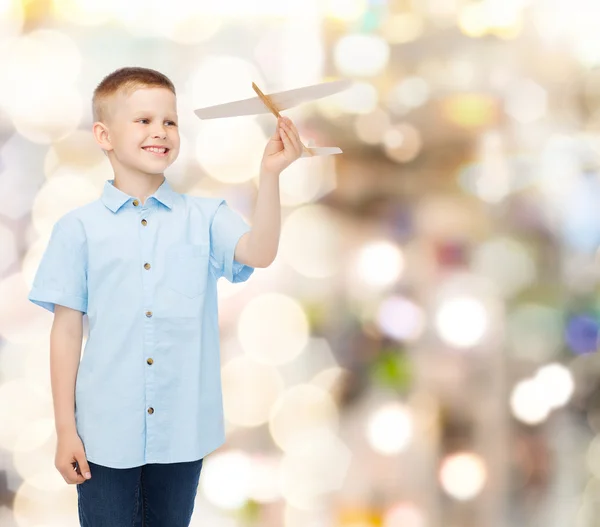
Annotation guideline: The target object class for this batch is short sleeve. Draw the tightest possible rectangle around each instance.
[28,217,88,314]
[209,200,254,283]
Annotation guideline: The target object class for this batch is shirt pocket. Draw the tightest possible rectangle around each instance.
[165,243,209,298]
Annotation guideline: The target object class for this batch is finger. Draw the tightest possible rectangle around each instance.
[271,119,282,141]
[279,124,295,153]
[75,452,92,480]
[61,465,86,485]
[280,120,301,156]
[284,117,302,145]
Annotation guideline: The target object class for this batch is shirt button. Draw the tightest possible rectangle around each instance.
[141,219,148,226]
[144,263,151,270]
[133,200,140,206]
[147,358,154,365]
[145,311,153,318]
[148,407,154,415]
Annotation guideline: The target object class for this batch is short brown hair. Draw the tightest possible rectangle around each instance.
[92,67,176,123]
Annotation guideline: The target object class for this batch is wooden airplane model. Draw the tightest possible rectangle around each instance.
[194,79,352,157]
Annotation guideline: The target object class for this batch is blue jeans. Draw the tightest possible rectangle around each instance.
[76,458,204,526]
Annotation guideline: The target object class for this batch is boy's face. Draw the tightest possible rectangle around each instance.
[99,87,180,176]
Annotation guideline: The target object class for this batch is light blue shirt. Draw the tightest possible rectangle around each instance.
[28,178,254,468]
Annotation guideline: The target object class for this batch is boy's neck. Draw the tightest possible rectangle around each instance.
[112,173,166,205]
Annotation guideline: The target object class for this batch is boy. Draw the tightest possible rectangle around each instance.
[28,66,303,526]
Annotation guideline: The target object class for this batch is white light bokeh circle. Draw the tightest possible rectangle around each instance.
[280,204,343,278]
[0,378,53,451]
[30,175,99,239]
[439,452,487,501]
[238,293,309,366]
[189,55,265,109]
[534,363,574,409]
[269,384,339,453]
[435,297,488,348]
[510,378,551,425]
[384,502,426,527]
[367,402,414,455]
[327,81,379,115]
[334,33,390,77]
[195,117,266,184]
[376,296,426,342]
[356,240,404,289]
[221,355,285,427]
[200,450,253,510]
[279,428,351,510]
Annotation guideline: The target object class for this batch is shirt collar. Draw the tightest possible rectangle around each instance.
[101,178,176,213]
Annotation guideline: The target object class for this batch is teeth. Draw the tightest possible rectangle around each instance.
[144,147,167,153]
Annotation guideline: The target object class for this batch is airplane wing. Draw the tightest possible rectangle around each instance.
[302,147,343,157]
[194,97,271,119]
[194,79,352,119]
[269,80,352,110]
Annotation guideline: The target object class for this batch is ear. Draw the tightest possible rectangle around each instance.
[92,121,113,152]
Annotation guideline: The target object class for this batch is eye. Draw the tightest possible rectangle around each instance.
[138,118,149,124]
[165,121,177,127]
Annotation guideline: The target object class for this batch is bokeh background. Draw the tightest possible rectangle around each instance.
[2,0,600,525]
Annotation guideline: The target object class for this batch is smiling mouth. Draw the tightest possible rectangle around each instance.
[142,146,170,157]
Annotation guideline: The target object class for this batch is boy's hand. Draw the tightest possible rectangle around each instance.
[260,116,303,176]
[56,430,92,484]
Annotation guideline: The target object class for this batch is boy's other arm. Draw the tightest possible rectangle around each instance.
[50,304,84,436]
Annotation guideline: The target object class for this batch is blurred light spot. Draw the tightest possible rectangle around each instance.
[0,30,83,143]
[284,505,330,527]
[325,82,378,115]
[247,454,282,503]
[269,384,338,453]
[376,296,425,342]
[367,402,413,455]
[505,79,547,124]
[44,130,110,182]
[0,273,52,344]
[52,0,113,26]
[222,355,285,427]
[356,241,404,289]
[0,0,24,41]
[323,0,367,21]
[0,223,16,276]
[189,55,265,109]
[0,135,49,220]
[0,378,52,451]
[471,237,536,298]
[383,123,422,163]
[354,108,391,145]
[384,502,426,527]
[507,304,564,361]
[415,196,490,239]
[280,204,342,278]
[380,13,424,44]
[279,429,351,510]
[334,34,390,77]
[238,293,309,366]
[510,378,550,425]
[441,93,498,128]
[439,452,487,501]
[388,77,431,112]
[534,363,574,409]
[586,436,600,482]
[195,117,266,184]
[201,450,252,510]
[565,314,599,355]
[13,481,78,525]
[276,155,331,206]
[435,297,488,348]
[31,175,98,238]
